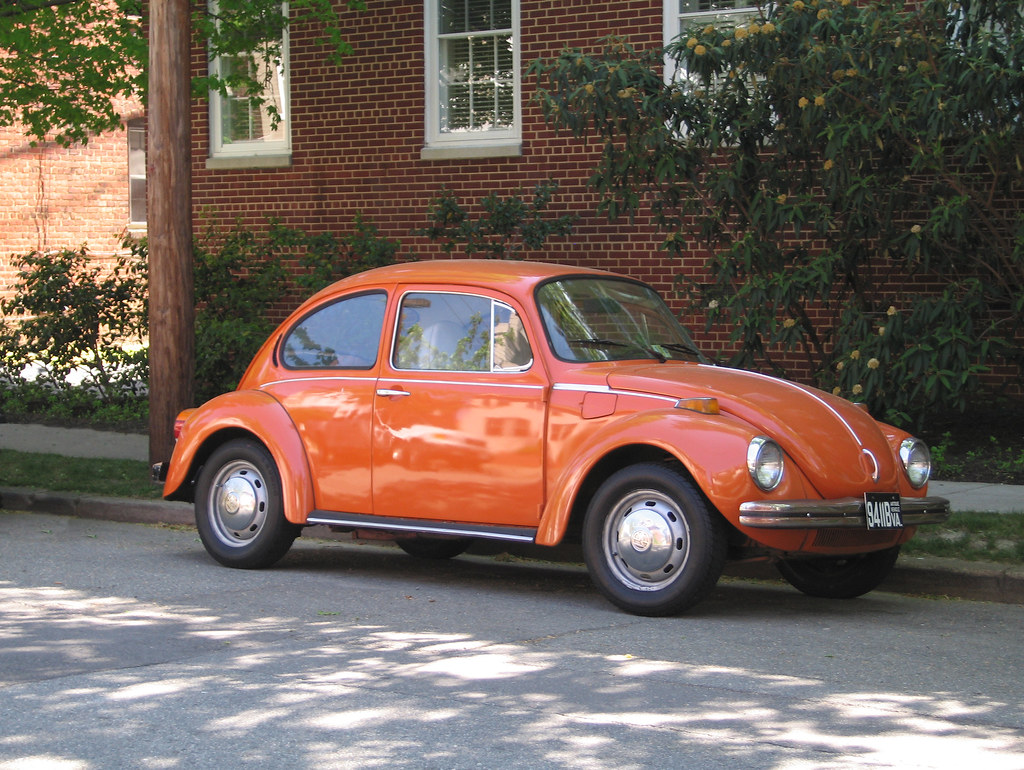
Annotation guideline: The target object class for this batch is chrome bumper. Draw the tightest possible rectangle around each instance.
[738,496,951,529]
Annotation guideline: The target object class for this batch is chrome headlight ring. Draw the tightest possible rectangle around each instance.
[747,437,785,492]
[900,437,932,489]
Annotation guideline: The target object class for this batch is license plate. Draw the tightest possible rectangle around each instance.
[864,492,903,529]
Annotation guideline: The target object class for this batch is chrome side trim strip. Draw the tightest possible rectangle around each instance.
[551,382,677,404]
[382,378,545,392]
[738,496,951,529]
[306,512,538,543]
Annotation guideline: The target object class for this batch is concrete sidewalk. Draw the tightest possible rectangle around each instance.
[2,421,1022,606]
[2,421,1021,513]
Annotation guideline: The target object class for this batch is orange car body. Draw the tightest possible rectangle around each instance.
[163,259,948,566]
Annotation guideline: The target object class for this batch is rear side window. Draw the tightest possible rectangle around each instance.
[281,292,387,369]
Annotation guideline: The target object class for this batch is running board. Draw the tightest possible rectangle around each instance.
[306,511,538,544]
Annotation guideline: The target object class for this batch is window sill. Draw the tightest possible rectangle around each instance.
[205,153,292,170]
[420,142,522,161]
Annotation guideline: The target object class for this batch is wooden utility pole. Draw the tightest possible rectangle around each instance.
[147,0,195,465]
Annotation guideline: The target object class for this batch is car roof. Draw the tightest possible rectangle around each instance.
[309,259,620,302]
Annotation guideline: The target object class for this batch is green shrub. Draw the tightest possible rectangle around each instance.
[0,243,148,403]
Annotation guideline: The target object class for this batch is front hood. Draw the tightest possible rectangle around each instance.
[605,363,901,497]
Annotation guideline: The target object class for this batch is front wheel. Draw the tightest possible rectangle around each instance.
[776,547,900,599]
[195,439,300,569]
[582,464,726,616]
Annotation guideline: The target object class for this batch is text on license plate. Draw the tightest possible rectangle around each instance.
[864,492,903,529]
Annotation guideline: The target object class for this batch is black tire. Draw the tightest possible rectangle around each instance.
[582,463,726,616]
[396,537,474,560]
[776,546,900,599]
[195,438,300,569]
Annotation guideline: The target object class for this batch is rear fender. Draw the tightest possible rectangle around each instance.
[163,390,315,525]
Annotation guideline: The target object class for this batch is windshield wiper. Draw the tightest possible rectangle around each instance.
[569,338,667,363]
[654,341,704,360]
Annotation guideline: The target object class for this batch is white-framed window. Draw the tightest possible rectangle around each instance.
[423,0,521,160]
[127,119,146,226]
[208,3,291,167]
[663,0,758,81]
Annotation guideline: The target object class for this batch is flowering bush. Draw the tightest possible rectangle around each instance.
[531,0,1023,425]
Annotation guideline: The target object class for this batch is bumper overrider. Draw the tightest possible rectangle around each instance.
[738,496,951,529]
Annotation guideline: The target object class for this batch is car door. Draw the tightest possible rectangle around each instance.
[261,290,388,515]
[372,289,547,527]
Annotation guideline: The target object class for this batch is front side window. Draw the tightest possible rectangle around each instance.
[281,292,387,369]
[208,2,291,162]
[424,0,520,157]
[394,292,532,372]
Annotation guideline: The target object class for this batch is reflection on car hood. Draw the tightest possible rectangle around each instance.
[605,363,901,496]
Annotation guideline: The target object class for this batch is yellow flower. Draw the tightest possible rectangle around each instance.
[748,22,761,34]
[867,358,880,369]
[694,44,707,56]
[793,0,805,10]
[911,224,922,234]
[734,27,749,40]
[585,84,595,95]
[799,96,810,108]
[846,68,857,78]
[777,194,788,204]
[762,22,776,34]
[836,361,845,371]
[878,326,886,336]
[887,305,897,316]
[815,95,825,107]
[783,318,796,328]
[850,350,861,360]
[703,24,715,35]
[817,8,831,19]
[687,37,699,49]
[723,38,732,47]
[852,384,864,395]
[833,386,842,395]
[824,159,834,171]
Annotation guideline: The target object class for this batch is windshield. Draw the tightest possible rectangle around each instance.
[536,277,705,363]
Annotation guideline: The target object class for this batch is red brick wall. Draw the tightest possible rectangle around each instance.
[189,1,688,314]
[0,102,143,293]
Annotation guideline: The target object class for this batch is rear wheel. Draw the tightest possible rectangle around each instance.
[195,439,299,569]
[396,537,474,560]
[582,463,726,616]
[776,547,900,599]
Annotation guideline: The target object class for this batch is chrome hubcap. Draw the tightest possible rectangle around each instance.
[604,489,691,590]
[208,460,269,547]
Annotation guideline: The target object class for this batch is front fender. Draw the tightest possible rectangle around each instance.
[536,409,792,546]
[163,390,316,525]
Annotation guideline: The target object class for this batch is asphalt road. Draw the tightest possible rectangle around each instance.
[2,510,1023,769]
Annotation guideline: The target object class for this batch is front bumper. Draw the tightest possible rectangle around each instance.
[738,496,951,529]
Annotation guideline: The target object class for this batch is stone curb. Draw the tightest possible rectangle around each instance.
[2,485,1022,606]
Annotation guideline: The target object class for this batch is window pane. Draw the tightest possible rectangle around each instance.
[680,0,748,12]
[395,293,491,371]
[493,303,532,371]
[440,0,511,34]
[282,293,386,369]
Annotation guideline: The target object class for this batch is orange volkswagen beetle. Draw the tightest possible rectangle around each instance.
[158,260,950,615]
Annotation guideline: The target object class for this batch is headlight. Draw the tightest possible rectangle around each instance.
[900,437,931,489]
[747,437,784,491]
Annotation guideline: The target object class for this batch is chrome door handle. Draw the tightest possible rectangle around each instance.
[376,388,411,398]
